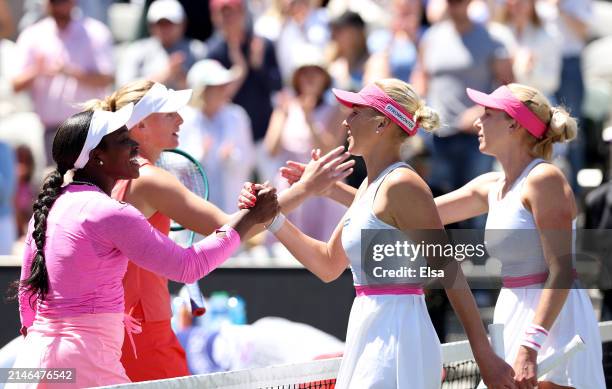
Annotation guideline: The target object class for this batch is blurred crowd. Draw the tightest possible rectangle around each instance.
[1,0,612,256]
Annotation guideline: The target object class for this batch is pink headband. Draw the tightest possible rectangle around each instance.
[332,84,419,136]
[466,85,547,138]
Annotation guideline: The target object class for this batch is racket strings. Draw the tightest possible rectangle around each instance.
[157,150,209,236]
[157,154,208,199]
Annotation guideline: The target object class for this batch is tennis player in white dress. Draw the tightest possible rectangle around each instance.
[435,83,605,389]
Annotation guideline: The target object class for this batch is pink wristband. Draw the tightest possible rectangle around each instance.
[520,323,549,353]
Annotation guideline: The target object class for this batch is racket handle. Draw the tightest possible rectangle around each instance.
[186,282,206,317]
[537,335,585,378]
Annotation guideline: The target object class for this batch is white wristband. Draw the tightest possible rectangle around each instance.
[266,213,286,234]
[520,323,549,353]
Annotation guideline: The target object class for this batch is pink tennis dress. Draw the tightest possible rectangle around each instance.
[10,184,240,388]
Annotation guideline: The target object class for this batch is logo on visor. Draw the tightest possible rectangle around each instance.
[384,104,416,131]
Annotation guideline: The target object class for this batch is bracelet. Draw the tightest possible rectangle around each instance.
[265,213,286,234]
[520,323,549,353]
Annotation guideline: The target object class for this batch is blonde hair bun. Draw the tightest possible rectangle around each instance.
[548,107,577,143]
[414,104,440,132]
[374,78,440,134]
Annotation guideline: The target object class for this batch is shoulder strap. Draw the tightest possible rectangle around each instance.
[515,158,547,193]
[111,179,131,202]
[369,162,414,208]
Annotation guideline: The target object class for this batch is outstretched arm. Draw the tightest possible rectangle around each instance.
[130,148,352,242]
[272,215,350,282]
[240,147,355,213]
[262,179,365,282]
[130,164,230,236]
[277,148,357,208]
[434,172,500,225]
[92,189,278,283]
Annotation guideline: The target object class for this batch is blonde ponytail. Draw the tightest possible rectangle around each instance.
[82,79,156,112]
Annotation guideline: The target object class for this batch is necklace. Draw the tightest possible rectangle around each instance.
[71,180,99,188]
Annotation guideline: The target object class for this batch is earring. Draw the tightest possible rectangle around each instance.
[98,160,104,166]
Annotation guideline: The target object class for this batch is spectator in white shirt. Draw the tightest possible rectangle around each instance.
[491,0,562,97]
[178,59,255,214]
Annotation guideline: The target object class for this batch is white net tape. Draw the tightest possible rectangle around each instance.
[96,321,612,389]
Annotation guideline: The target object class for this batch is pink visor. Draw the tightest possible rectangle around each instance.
[466,85,547,138]
[332,84,419,136]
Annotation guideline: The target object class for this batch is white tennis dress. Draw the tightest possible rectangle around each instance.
[485,158,605,388]
[337,162,442,389]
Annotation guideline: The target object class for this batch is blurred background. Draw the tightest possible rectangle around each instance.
[1,0,612,377]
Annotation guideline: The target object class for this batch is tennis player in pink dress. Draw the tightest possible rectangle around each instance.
[11,104,279,388]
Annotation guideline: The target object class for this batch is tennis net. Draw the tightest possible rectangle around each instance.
[97,321,612,389]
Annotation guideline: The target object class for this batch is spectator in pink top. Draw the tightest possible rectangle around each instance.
[11,105,279,388]
[10,0,115,167]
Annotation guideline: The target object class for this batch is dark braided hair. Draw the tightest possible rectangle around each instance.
[21,111,94,304]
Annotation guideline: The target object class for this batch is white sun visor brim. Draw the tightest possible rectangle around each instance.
[125,83,192,130]
[73,103,134,169]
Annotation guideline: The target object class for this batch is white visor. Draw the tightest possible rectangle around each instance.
[187,59,240,88]
[73,103,135,169]
[125,82,192,130]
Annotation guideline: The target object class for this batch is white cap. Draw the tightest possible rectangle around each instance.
[126,82,193,129]
[147,0,185,24]
[187,59,240,88]
[291,44,327,72]
[74,103,135,169]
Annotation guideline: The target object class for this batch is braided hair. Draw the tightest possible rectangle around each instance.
[22,110,94,303]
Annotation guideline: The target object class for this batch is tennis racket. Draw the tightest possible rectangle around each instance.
[157,149,209,316]
[536,335,585,377]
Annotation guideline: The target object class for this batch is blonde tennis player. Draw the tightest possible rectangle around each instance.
[241,79,516,389]
[434,84,605,389]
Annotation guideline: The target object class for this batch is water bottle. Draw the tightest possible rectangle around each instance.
[205,291,231,331]
[227,295,247,325]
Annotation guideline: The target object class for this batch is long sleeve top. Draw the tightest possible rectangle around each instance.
[18,184,240,331]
